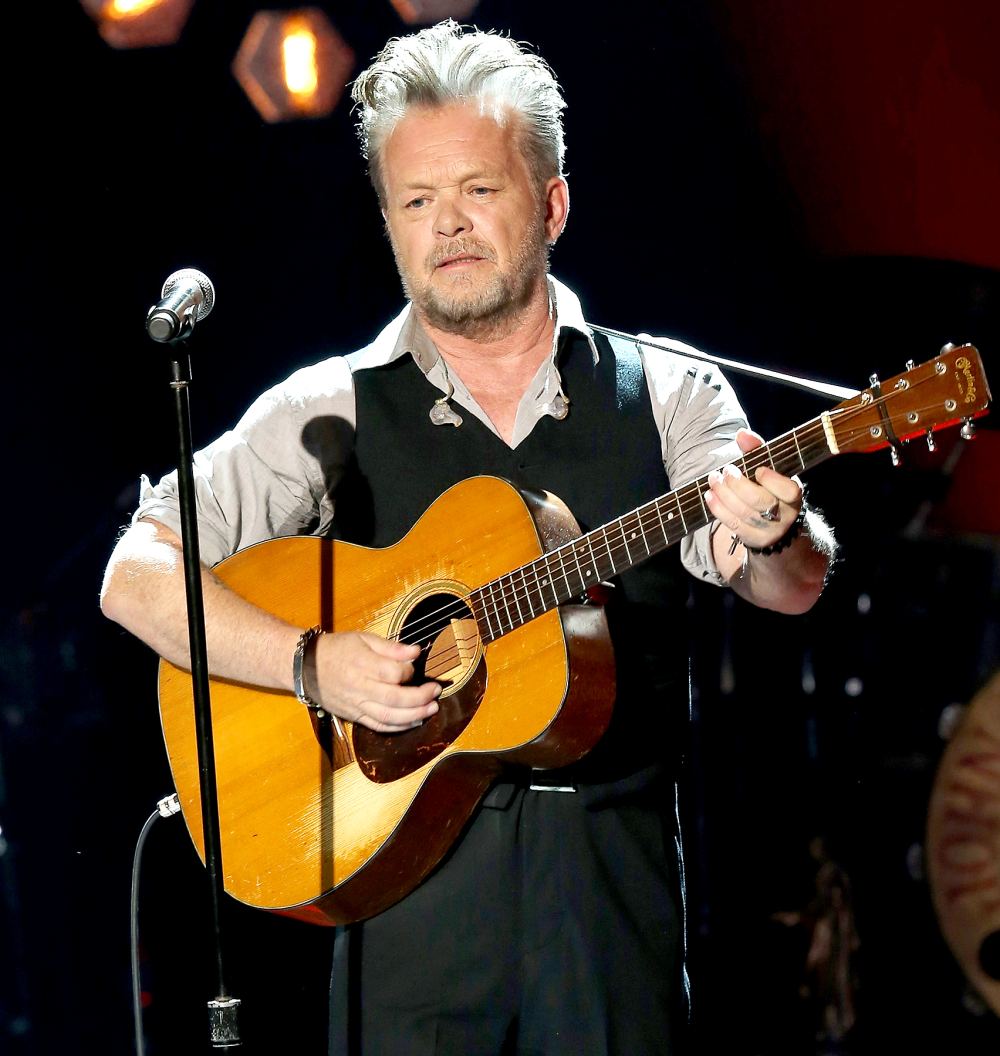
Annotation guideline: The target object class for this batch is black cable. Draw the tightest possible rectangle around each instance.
[131,796,180,1056]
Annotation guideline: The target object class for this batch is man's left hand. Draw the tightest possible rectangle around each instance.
[704,427,803,551]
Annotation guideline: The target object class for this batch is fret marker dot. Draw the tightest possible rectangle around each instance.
[586,570,592,576]
[667,512,674,520]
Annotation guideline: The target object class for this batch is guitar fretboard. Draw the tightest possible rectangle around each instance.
[469,415,834,643]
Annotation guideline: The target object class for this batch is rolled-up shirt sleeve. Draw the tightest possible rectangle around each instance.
[132,356,356,568]
[641,343,749,586]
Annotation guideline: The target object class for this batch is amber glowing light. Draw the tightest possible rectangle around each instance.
[106,0,161,17]
[80,0,194,48]
[233,9,354,123]
[283,23,320,101]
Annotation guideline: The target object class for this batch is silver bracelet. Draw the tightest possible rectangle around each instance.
[293,625,325,711]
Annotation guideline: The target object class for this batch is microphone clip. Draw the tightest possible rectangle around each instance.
[146,268,216,344]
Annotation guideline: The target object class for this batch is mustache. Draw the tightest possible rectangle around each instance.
[427,238,497,269]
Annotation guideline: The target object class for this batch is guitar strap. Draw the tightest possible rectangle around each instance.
[606,332,647,411]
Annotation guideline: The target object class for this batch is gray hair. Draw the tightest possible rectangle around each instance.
[351,20,566,203]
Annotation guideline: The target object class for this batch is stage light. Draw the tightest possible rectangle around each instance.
[80,0,194,49]
[233,9,355,123]
[389,0,479,23]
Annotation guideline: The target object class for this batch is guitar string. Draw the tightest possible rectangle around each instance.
[359,422,833,644]
[377,403,935,659]
[464,385,963,634]
[421,410,926,647]
[354,384,961,655]
[369,389,958,656]
[389,438,831,656]
[360,427,827,649]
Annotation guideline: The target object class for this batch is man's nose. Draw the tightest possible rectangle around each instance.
[434,197,470,238]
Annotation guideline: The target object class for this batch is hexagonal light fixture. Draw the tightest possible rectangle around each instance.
[80,0,194,49]
[233,9,355,123]
[389,0,479,23]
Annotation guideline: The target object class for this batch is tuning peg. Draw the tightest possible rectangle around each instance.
[960,418,977,440]
[905,359,916,371]
[925,430,936,452]
[939,342,956,355]
[890,446,903,467]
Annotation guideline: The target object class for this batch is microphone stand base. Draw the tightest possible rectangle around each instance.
[208,996,242,1049]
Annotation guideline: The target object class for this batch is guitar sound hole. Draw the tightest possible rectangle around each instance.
[352,592,487,784]
[405,594,480,692]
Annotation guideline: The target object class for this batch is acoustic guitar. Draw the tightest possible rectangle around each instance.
[158,344,991,925]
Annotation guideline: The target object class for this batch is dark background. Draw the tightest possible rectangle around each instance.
[3,1,998,1053]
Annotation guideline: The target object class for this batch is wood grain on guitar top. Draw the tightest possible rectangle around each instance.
[158,475,615,924]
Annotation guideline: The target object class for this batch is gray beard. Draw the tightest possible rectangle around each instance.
[393,223,551,342]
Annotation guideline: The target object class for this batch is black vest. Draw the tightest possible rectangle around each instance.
[326,329,691,781]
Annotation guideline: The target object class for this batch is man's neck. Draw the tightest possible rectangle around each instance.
[415,277,557,445]
[416,277,555,375]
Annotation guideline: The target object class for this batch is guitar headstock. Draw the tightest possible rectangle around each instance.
[828,344,992,458]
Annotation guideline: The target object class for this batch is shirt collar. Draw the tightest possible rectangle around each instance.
[353,275,599,375]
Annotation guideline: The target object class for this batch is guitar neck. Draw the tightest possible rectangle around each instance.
[471,413,836,643]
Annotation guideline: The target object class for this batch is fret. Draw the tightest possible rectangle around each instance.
[489,578,507,633]
[492,579,507,632]
[696,485,708,526]
[479,583,493,636]
[570,541,589,595]
[675,491,688,533]
[502,581,514,626]
[481,580,495,634]
[652,499,669,548]
[603,526,618,575]
[476,588,495,642]
[530,561,543,609]
[557,542,575,600]
[635,510,650,556]
[618,519,634,565]
[791,428,803,470]
[487,582,504,629]
[507,573,524,627]
[541,554,560,607]
[521,566,535,619]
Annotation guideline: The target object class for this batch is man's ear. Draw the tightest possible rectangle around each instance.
[544,176,569,244]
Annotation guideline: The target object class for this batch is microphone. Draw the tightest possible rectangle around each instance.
[146,268,216,342]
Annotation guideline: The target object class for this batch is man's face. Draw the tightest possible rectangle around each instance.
[380,102,566,335]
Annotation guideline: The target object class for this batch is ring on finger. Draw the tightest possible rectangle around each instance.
[760,501,781,522]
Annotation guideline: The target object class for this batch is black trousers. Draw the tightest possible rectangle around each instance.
[328,765,687,1056]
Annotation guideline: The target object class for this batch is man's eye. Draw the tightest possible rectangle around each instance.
[406,197,428,209]
[471,186,493,196]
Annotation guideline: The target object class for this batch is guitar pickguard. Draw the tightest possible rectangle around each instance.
[352,587,488,782]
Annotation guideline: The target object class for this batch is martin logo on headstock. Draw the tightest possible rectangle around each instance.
[827,343,991,467]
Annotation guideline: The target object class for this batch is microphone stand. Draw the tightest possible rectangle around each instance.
[157,333,241,1050]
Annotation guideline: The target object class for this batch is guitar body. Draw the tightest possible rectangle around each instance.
[157,342,992,925]
[159,475,615,925]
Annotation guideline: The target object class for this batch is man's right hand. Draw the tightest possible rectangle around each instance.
[310,632,441,733]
